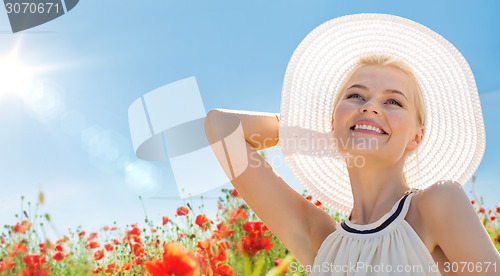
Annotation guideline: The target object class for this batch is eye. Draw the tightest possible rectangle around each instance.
[346,93,363,100]
[386,99,402,107]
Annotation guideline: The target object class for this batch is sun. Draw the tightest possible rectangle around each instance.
[0,44,44,102]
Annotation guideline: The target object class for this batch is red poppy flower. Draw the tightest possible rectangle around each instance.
[23,220,32,229]
[274,257,288,273]
[78,231,86,237]
[470,199,475,205]
[92,266,104,274]
[0,258,15,271]
[134,256,143,266]
[489,209,492,214]
[106,263,119,273]
[213,262,233,276]
[229,209,248,224]
[22,265,49,275]
[23,254,46,266]
[242,221,270,233]
[104,244,114,252]
[94,249,105,261]
[239,221,274,257]
[10,243,28,257]
[129,226,141,236]
[162,216,169,226]
[121,262,132,272]
[133,243,147,257]
[53,252,64,262]
[103,225,110,231]
[113,239,120,245]
[176,206,189,216]
[195,215,213,232]
[305,195,312,201]
[231,189,240,198]
[196,239,211,251]
[22,254,49,275]
[110,226,117,231]
[125,225,141,243]
[56,236,69,244]
[212,223,234,241]
[133,236,142,244]
[85,241,100,249]
[240,233,274,257]
[39,243,48,255]
[55,245,63,252]
[497,207,500,214]
[314,200,326,210]
[13,223,26,234]
[13,220,32,234]
[87,232,98,241]
[195,238,230,275]
[142,241,200,276]
[491,216,497,221]
[218,241,230,251]
[479,207,485,213]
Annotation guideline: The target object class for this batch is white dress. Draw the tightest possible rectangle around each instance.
[310,189,441,275]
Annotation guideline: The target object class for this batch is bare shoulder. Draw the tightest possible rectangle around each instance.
[416,180,500,266]
[413,181,465,241]
[418,180,464,205]
[416,180,468,227]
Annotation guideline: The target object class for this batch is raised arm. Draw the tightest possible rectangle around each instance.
[205,108,279,150]
[204,108,337,267]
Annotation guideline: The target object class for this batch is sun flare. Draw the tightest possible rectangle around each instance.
[0,45,44,102]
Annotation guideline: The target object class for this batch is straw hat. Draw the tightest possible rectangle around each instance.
[278,13,486,216]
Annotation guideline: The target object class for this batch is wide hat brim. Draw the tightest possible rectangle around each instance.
[279,13,486,216]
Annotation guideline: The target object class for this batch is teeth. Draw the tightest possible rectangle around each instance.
[354,124,385,134]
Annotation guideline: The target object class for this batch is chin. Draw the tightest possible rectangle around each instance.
[340,148,383,158]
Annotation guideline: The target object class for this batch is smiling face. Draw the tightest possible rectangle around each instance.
[331,65,425,163]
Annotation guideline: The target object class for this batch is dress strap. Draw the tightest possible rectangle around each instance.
[340,188,421,234]
[393,188,421,223]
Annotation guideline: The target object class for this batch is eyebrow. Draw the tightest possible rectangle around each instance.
[347,84,408,101]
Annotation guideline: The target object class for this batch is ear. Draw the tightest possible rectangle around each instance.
[407,125,425,151]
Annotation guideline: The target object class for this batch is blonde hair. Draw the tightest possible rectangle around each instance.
[331,53,425,184]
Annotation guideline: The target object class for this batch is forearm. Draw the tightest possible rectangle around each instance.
[205,108,279,151]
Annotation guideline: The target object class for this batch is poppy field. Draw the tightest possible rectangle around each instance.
[1,186,499,275]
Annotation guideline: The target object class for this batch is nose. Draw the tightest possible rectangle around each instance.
[360,102,380,115]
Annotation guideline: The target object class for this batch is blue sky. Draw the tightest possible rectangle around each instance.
[0,0,499,240]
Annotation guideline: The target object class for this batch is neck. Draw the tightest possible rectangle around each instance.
[345,155,410,225]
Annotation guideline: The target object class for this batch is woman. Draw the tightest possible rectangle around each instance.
[204,14,500,275]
